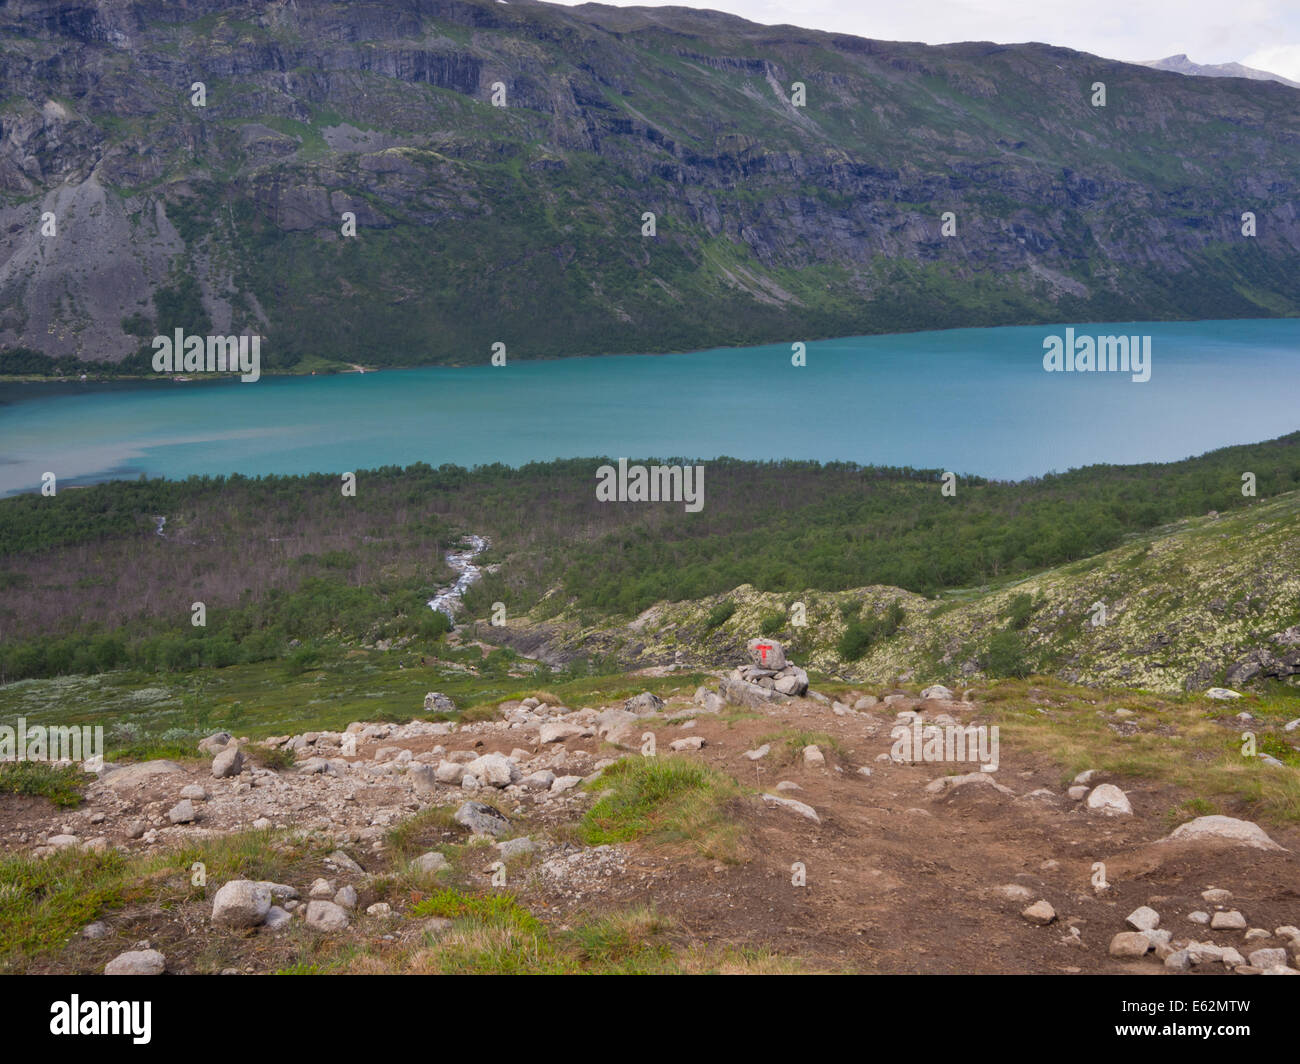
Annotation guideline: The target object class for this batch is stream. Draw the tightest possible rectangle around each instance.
[427,535,488,622]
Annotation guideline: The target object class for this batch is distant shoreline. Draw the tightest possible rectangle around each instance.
[2,315,1295,387]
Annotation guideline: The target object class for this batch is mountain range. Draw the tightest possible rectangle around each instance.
[2,0,1299,371]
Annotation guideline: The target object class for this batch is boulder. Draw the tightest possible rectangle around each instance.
[921,684,955,701]
[747,638,787,670]
[1109,932,1153,958]
[423,692,456,714]
[623,692,665,715]
[212,880,272,928]
[101,760,185,790]
[454,800,511,836]
[305,900,350,932]
[720,675,778,708]
[211,746,244,779]
[435,760,466,784]
[464,753,520,788]
[411,852,449,875]
[1021,900,1056,925]
[539,721,585,744]
[407,763,437,794]
[497,836,537,861]
[1162,816,1284,851]
[1085,784,1133,816]
[167,799,196,824]
[198,731,232,755]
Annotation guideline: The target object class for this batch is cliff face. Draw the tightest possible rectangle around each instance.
[3,0,1299,368]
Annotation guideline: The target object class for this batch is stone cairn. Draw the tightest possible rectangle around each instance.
[719,639,809,708]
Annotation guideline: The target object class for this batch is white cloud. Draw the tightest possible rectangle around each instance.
[1241,43,1300,81]
[554,0,1300,77]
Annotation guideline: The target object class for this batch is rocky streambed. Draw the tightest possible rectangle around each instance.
[427,535,488,623]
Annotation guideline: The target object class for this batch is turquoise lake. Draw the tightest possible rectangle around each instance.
[1,319,1297,496]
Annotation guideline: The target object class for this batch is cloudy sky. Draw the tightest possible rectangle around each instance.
[555,0,1300,81]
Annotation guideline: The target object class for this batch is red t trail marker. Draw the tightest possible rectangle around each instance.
[756,644,772,664]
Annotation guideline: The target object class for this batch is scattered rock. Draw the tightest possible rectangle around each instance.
[334,885,358,910]
[1109,932,1153,957]
[670,736,705,751]
[1021,900,1056,925]
[1126,906,1160,932]
[803,745,825,768]
[760,793,820,823]
[920,684,954,701]
[743,744,770,760]
[1204,687,1242,700]
[1249,948,1288,969]
[924,772,1014,796]
[1210,911,1247,930]
[497,836,537,861]
[167,799,196,824]
[105,949,166,975]
[411,852,448,875]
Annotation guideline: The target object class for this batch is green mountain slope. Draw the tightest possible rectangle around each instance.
[2,0,1299,371]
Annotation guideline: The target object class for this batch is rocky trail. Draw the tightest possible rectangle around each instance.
[6,640,1300,975]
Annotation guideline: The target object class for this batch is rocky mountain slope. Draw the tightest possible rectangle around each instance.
[3,0,1300,370]
[480,489,1300,693]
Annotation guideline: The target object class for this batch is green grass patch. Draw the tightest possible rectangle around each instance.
[0,762,86,808]
[579,756,748,862]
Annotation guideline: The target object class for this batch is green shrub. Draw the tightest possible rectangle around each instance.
[985,629,1031,678]
[704,601,736,630]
